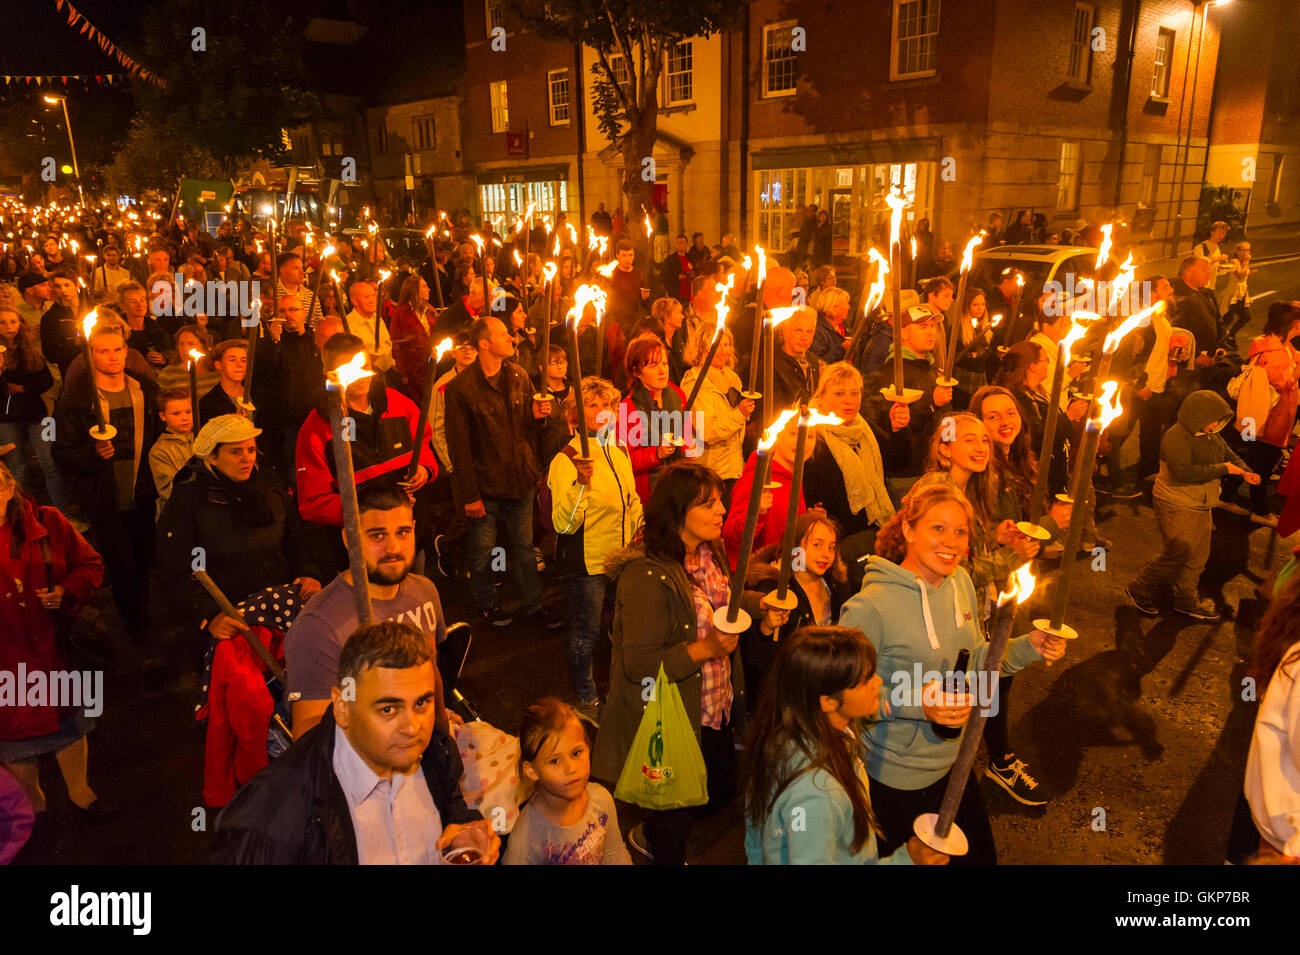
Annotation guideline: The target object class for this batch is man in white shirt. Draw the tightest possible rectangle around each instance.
[211,620,499,864]
[345,279,395,376]
[89,244,133,294]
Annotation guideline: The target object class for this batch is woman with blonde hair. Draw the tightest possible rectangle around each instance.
[802,361,910,589]
[810,286,851,366]
[680,323,754,503]
[839,482,1068,864]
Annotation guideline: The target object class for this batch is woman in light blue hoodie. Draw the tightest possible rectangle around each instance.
[839,483,1067,864]
[744,626,950,865]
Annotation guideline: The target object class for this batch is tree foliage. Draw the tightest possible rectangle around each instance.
[508,0,744,219]
[134,0,317,174]
[102,113,222,198]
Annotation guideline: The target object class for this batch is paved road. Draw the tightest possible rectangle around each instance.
[13,254,1300,866]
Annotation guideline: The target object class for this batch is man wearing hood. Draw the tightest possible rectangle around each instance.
[1125,390,1258,622]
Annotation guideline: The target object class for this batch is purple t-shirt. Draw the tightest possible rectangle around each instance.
[285,573,447,702]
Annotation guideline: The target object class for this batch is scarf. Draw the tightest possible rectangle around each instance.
[820,414,894,525]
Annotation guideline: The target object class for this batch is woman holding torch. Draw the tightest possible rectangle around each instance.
[679,323,754,505]
[592,462,791,865]
[839,483,1068,864]
[620,333,690,503]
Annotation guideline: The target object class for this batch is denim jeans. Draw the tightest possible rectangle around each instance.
[0,420,73,514]
[565,574,607,703]
[465,492,542,613]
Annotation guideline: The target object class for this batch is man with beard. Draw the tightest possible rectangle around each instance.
[213,621,495,865]
[285,487,448,739]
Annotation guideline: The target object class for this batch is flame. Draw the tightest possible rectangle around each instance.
[512,250,523,267]
[187,348,204,367]
[329,351,374,390]
[990,313,1004,327]
[1060,318,1091,365]
[542,262,558,283]
[553,235,561,256]
[997,562,1037,608]
[81,309,98,339]
[542,215,552,233]
[425,225,437,239]
[469,233,485,254]
[1106,253,1136,316]
[755,246,767,286]
[710,276,734,339]
[524,201,535,222]
[596,235,609,257]
[804,410,844,429]
[960,232,985,274]
[320,244,335,258]
[861,248,890,317]
[1095,223,1114,272]
[434,337,454,362]
[1094,380,1123,431]
[644,212,653,238]
[566,223,578,246]
[885,190,906,254]
[742,254,752,272]
[566,284,608,329]
[586,225,597,250]
[1015,273,1025,288]
[759,408,799,450]
[910,236,917,259]
[1103,300,1164,354]
[768,306,800,329]
[596,260,618,278]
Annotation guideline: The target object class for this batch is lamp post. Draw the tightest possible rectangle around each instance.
[42,95,84,206]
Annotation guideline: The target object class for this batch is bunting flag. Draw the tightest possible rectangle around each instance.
[2,73,124,86]
[51,0,166,88]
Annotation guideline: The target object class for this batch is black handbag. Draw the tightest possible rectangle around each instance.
[39,536,113,671]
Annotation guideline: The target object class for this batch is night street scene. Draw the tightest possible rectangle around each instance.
[0,0,1297,929]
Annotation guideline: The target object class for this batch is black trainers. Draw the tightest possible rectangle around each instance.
[1173,597,1220,621]
[985,754,1047,806]
[432,534,454,577]
[1125,583,1159,616]
[481,607,514,627]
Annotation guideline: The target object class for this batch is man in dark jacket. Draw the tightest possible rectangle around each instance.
[41,270,83,374]
[444,315,558,629]
[433,275,485,339]
[863,306,953,476]
[1171,255,1223,362]
[771,306,821,412]
[53,323,160,638]
[211,621,495,865]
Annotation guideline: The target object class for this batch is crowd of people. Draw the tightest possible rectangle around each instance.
[0,196,1297,867]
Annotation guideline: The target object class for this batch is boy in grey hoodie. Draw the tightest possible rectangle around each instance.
[149,386,195,519]
[1125,390,1257,621]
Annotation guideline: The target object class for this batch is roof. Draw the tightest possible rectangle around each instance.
[975,245,1097,261]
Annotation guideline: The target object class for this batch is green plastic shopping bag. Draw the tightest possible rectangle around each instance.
[613,664,709,810]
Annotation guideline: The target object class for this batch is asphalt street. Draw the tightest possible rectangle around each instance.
[12,251,1300,866]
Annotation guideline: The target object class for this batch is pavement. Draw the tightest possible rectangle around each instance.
[11,250,1300,867]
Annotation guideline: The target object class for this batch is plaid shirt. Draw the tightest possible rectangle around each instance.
[684,546,732,729]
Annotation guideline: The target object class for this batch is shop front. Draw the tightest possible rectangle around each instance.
[751,139,940,270]
[476,164,572,224]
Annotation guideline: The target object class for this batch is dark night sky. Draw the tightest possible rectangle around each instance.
[0,0,144,75]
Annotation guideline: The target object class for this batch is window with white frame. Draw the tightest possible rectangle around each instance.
[412,115,435,151]
[762,21,798,97]
[377,117,389,154]
[490,81,509,134]
[1140,143,1161,207]
[666,41,693,105]
[548,70,571,125]
[891,0,940,81]
[606,53,632,97]
[1152,28,1173,98]
[1057,141,1081,210]
[1068,3,1094,84]
[485,0,504,38]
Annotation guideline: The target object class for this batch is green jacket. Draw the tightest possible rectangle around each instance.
[590,542,761,784]
[1154,390,1246,510]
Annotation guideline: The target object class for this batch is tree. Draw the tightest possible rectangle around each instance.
[509,0,744,243]
[133,0,318,177]
[102,113,222,199]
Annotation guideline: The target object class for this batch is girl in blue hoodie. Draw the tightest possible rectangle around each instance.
[839,483,1067,864]
[744,626,949,865]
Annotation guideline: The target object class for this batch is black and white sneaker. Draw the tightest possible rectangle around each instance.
[985,755,1048,806]
[626,823,653,861]
[432,534,454,577]
[1173,598,1221,621]
[481,607,514,627]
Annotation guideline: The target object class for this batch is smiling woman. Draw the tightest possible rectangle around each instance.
[838,482,1067,865]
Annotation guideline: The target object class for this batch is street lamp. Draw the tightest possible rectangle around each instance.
[42,94,84,206]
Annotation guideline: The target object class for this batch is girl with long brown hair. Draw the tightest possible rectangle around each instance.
[745,626,948,864]
[840,483,1067,864]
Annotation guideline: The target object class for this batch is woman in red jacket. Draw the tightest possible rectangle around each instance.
[722,410,809,570]
[0,462,108,823]
[619,334,690,503]
[389,274,440,401]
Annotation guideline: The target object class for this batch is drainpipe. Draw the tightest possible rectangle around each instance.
[720,29,731,237]
[1112,0,1142,210]
[574,43,587,231]
[739,3,751,243]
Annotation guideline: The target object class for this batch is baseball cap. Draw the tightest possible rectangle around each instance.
[900,305,940,329]
[193,414,262,457]
[17,271,49,293]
